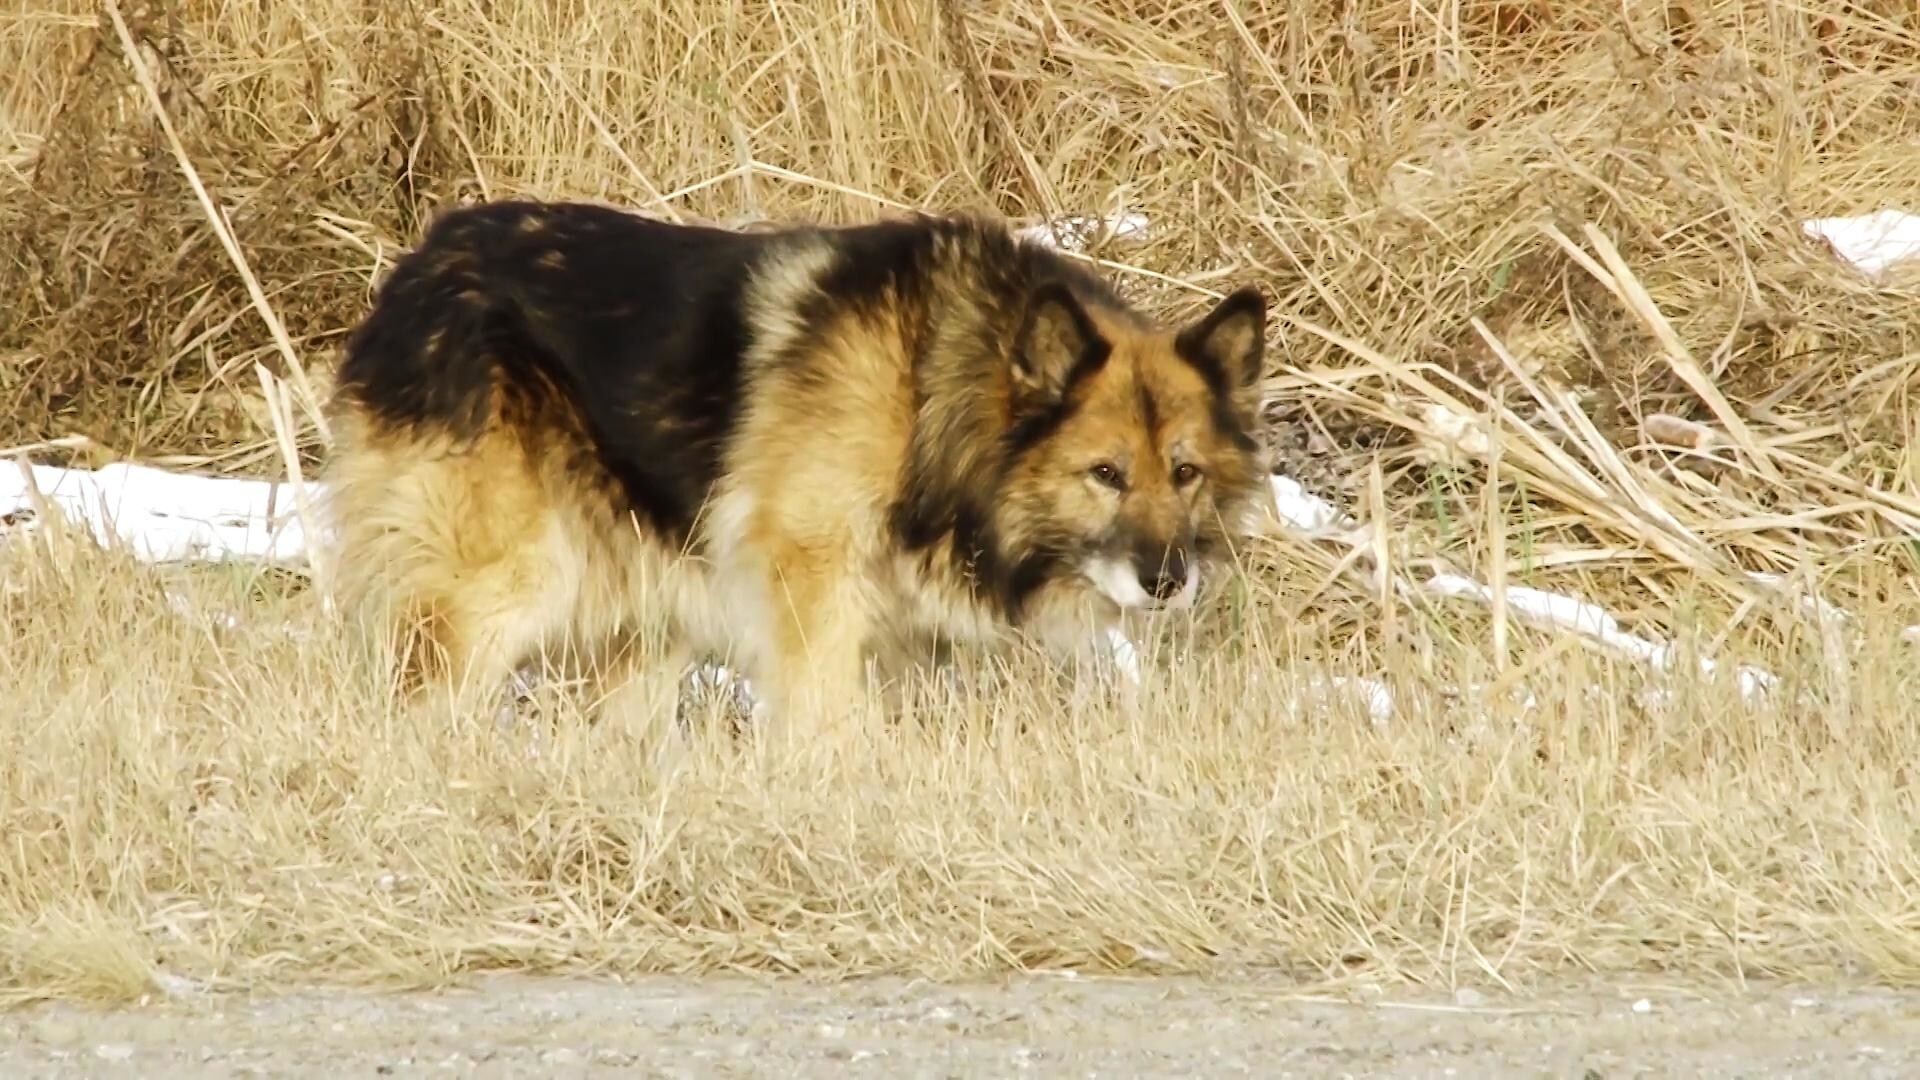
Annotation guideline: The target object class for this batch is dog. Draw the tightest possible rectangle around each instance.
[323,200,1272,741]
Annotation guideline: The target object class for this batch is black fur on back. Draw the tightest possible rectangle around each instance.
[333,200,775,543]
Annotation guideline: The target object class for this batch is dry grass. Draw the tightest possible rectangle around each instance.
[3,521,1919,1005]
[3,0,1920,1002]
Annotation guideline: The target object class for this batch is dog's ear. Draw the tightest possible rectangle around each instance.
[1175,285,1266,392]
[1013,281,1106,400]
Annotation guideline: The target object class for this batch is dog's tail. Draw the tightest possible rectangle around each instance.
[331,206,541,440]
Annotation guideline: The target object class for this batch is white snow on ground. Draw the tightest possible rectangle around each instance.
[1422,572,1777,705]
[1265,474,1351,532]
[1300,673,1396,727]
[1102,625,1142,685]
[0,461,310,565]
[1802,209,1920,281]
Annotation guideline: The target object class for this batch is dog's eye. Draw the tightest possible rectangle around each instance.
[1173,463,1202,486]
[1088,463,1126,489]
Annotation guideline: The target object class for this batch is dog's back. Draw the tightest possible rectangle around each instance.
[333,201,778,543]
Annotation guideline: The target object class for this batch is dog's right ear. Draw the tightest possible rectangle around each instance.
[1013,281,1108,401]
[1175,285,1267,393]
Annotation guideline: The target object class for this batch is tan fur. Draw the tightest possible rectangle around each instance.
[326,410,709,722]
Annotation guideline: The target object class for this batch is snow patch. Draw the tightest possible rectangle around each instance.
[1267,474,1351,532]
[1300,674,1395,727]
[1802,210,1920,281]
[1422,571,1777,704]
[1103,625,1143,685]
[0,461,311,565]
[10,459,1874,721]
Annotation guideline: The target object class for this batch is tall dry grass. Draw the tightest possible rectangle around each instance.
[3,0,1917,594]
[2,0,1920,1002]
[3,519,1919,1005]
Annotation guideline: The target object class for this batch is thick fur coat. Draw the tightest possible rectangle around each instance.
[325,201,1271,736]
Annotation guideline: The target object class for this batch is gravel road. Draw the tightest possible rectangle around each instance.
[6,973,1920,1078]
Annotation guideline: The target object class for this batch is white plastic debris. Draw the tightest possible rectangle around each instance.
[1103,625,1143,685]
[1802,209,1920,281]
[1016,212,1150,252]
[1268,474,1350,532]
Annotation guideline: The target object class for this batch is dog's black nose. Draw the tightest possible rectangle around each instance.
[1135,548,1189,601]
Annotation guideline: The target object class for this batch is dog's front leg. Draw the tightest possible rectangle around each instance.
[1021,587,1151,712]
[749,542,876,751]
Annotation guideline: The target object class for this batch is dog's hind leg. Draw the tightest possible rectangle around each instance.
[329,424,587,727]
[402,564,573,726]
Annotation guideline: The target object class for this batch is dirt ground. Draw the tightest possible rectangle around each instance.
[6,973,1920,1078]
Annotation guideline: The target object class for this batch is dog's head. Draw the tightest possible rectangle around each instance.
[997,281,1270,614]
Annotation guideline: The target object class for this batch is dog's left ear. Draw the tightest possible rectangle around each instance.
[1175,285,1266,392]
